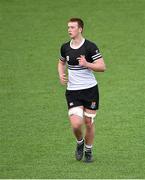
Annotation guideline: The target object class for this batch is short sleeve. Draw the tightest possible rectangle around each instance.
[89,43,102,62]
[59,44,66,62]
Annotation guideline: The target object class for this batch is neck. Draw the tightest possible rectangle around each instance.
[71,34,84,45]
[70,35,85,49]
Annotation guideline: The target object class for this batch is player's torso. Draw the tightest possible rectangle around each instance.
[64,42,90,65]
[63,40,97,90]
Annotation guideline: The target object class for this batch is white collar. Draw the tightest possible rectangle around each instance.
[70,38,85,49]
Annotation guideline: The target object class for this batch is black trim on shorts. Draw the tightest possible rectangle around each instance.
[65,85,99,110]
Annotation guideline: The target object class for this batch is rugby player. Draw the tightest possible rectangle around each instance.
[58,18,106,162]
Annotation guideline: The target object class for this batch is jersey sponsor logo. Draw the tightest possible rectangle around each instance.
[66,56,69,62]
[69,102,74,106]
[96,49,99,54]
[91,102,96,109]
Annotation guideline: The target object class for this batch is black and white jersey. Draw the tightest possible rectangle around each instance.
[59,39,102,90]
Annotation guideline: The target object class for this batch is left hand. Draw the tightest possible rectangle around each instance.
[77,55,88,67]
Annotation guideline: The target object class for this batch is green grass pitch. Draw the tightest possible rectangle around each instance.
[0,0,145,178]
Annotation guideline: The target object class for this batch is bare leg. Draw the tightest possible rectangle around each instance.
[84,109,96,145]
[69,106,84,161]
[70,114,83,140]
[84,117,95,145]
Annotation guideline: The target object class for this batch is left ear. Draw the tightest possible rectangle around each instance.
[79,27,82,33]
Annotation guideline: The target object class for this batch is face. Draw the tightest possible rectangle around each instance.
[68,22,82,39]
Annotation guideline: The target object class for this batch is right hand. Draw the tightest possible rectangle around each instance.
[59,73,68,85]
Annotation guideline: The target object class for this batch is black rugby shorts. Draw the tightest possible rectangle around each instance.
[65,85,99,110]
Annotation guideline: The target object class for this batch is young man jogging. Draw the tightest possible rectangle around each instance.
[58,18,106,162]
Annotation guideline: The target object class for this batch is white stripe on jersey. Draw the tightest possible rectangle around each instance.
[68,64,87,70]
[68,65,81,67]
[92,55,102,60]
[92,53,101,58]
[60,56,65,61]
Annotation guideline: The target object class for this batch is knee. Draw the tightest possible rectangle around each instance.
[70,115,83,129]
[71,121,82,129]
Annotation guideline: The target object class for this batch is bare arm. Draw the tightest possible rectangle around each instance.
[86,58,106,72]
[58,60,68,85]
[77,55,106,72]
